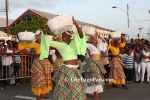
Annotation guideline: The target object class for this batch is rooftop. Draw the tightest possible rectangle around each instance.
[0,17,14,27]
[30,9,114,32]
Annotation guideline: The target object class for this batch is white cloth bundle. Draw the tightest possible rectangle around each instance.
[35,29,43,35]
[110,31,121,38]
[82,25,96,36]
[17,31,35,42]
[47,14,73,35]
[97,38,108,52]
[47,35,53,41]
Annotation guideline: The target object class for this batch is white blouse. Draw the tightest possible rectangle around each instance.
[86,43,100,54]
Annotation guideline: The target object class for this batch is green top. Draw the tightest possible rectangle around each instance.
[39,31,87,61]
[119,54,127,61]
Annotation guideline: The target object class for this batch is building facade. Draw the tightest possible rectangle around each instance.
[0,9,114,38]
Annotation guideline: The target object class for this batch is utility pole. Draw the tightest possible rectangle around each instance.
[6,0,9,37]
[127,4,130,40]
[127,4,129,28]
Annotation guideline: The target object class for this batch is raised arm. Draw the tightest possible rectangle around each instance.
[73,17,83,38]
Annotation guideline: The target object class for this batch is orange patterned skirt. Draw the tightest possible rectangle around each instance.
[30,58,54,96]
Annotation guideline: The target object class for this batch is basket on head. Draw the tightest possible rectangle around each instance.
[110,31,121,39]
[47,14,73,35]
[17,31,35,42]
[81,25,96,36]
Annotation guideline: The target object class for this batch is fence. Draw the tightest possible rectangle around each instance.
[0,54,36,82]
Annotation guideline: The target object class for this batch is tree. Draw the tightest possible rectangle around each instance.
[11,17,54,35]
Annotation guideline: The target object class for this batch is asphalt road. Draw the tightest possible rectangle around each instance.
[0,81,150,100]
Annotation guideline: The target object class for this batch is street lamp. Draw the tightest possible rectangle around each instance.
[112,4,130,35]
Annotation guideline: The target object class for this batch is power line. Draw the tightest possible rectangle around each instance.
[129,9,141,27]
[129,21,139,32]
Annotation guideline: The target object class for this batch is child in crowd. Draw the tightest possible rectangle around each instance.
[123,48,134,84]
[119,48,127,61]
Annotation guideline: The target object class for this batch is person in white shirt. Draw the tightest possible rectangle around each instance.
[141,44,150,83]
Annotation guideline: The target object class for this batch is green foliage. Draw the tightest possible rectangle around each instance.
[11,17,54,35]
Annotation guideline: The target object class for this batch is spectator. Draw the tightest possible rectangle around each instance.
[141,44,150,83]
[134,46,142,83]
[1,40,14,87]
[123,48,134,84]
[12,42,21,85]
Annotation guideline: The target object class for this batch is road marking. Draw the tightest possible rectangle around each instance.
[15,95,51,100]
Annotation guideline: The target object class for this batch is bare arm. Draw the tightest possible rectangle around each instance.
[73,17,83,38]
[142,53,148,59]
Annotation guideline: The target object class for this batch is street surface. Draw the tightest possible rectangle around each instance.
[0,81,150,100]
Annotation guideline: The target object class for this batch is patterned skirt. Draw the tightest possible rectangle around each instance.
[108,57,126,84]
[30,58,54,96]
[83,58,106,86]
[52,65,87,100]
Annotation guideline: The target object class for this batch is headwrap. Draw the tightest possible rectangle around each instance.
[35,29,43,36]
[65,31,74,36]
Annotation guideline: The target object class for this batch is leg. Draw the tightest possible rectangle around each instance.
[137,62,142,81]
[13,63,20,77]
[2,66,9,87]
[129,68,134,82]
[124,68,129,82]
[141,62,146,83]
[40,94,49,99]
[36,96,42,100]
[93,92,100,100]
[146,63,150,82]
[134,62,139,82]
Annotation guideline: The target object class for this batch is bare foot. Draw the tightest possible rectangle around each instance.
[40,94,49,99]
[88,93,94,97]
[36,96,42,100]
[93,92,100,100]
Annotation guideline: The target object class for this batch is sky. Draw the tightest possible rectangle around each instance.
[0,0,150,39]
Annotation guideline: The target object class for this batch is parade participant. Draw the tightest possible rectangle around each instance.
[40,17,87,100]
[18,28,54,100]
[83,32,106,100]
[107,35,128,89]
[117,34,126,49]
[50,36,63,73]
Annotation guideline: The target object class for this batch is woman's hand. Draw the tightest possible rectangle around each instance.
[72,16,83,38]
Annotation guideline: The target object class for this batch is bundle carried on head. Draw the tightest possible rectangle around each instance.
[47,14,73,35]
[81,25,96,36]
[35,29,43,36]
[47,35,53,41]
[109,31,121,39]
[17,30,35,42]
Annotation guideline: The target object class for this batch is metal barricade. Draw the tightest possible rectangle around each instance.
[0,54,36,87]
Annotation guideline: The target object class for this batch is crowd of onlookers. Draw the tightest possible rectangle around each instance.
[0,39,36,87]
[78,38,150,84]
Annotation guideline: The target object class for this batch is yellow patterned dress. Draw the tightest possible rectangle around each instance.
[18,42,54,96]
